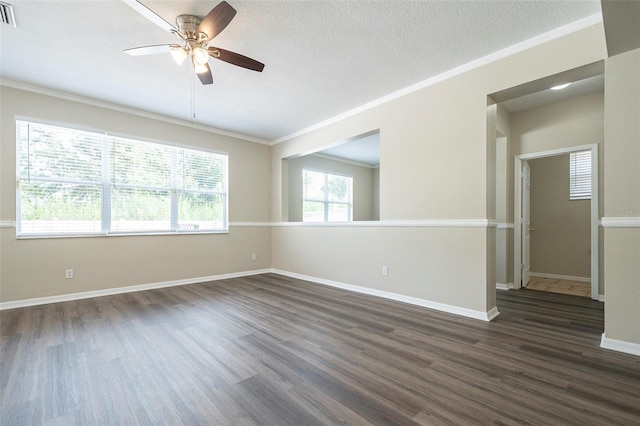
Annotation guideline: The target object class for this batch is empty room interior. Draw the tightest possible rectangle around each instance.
[1,1,639,424]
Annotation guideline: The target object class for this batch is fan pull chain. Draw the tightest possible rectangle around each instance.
[191,70,196,120]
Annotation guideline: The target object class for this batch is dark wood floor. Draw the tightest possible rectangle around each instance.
[1,274,639,425]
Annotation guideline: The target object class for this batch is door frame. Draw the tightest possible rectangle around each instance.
[521,160,531,287]
[513,143,599,300]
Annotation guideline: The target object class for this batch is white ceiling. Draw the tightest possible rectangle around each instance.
[318,132,380,167]
[0,1,602,143]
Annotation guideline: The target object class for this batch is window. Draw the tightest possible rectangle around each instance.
[16,120,228,236]
[569,150,591,200]
[302,169,352,222]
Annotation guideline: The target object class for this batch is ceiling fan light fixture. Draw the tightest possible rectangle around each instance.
[170,46,189,65]
[193,47,210,65]
[124,1,263,85]
[193,59,209,74]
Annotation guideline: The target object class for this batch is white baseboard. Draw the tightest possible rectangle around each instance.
[530,272,590,282]
[0,268,503,322]
[0,267,503,323]
[271,269,499,322]
[496,283,513,291]
[600,332,640,356]
[598,294,605,302]
[0,269,272,310]
[486,307,500,321]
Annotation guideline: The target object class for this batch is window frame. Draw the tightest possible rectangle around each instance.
[302,168,353,223]
[15,118,229,238]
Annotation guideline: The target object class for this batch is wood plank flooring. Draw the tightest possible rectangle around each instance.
[1,273,639,425]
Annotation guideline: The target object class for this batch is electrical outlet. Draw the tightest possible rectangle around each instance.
[65,269,74,279]
[251,253,257,260]
[382,266,388,276]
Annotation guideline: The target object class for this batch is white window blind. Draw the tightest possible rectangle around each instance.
[569,150,591,200]
[16,120,228,236]
[302,169,353,222]
[17,122,104,234]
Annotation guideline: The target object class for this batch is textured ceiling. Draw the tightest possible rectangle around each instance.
[0,1,602,142]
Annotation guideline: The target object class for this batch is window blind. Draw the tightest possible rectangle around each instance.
[569,150,591,200]
[16,120,228,236]
[17,121,104,234]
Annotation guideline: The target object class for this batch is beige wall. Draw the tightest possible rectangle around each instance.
[529,155,591,278]
[495,104,513,286]
[372,167,380,220]
[511,91,605,293]
[1,21,637,353]
[0,86,272,302]
[270,24,607,317]
[603,48,640,346]
[512,92,605,156]
[272,226,489,312]
[286,154,378,221]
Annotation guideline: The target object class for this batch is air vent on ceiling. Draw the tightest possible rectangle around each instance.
[0,2,16,27]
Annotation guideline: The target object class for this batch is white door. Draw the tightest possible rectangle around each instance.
[522,161,531,287]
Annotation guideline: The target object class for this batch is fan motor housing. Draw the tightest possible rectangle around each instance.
[176,14,202,40]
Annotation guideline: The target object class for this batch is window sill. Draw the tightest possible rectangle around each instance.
[16,230,229,240]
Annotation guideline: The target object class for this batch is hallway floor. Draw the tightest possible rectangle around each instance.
[526,276,591,298]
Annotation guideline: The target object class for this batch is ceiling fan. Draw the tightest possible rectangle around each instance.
[123,0,264,85]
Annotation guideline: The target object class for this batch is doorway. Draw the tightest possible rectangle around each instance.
[514,144,599,300]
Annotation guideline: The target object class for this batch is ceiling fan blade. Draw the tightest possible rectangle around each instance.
[208,47,265,72]
[196,63,214,85]
[122,0,177,33]
[197,1,237,43]
[125,44,177,56]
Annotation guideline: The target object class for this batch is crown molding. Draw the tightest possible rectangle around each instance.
[0,79,271,146]
[1,12,603,148]
[310,153,378,169]
[271,13,603,145]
